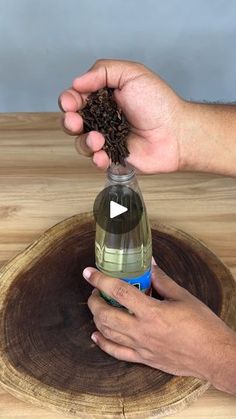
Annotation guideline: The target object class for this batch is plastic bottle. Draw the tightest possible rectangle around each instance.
[95,163,152,307]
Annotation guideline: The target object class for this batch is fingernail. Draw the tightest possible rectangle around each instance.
[58,96,64,112]
[86,134,93,148]
[152,257,157,266]
[91,333,98,343]
[92,153,99,166]
[83,268,92,280]
[64,115,70,130]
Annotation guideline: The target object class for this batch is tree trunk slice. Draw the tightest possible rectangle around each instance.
[0,213,235,418]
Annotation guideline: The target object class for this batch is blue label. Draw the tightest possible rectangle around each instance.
[101,268,152,307]
[121,269,151,292]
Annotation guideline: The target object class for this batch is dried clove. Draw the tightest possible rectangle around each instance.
[79,88,130,165]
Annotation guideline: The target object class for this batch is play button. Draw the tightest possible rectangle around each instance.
[110,201,128,219]
[93,184,143,234]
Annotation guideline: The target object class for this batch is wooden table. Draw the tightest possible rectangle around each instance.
[0,113,235,418]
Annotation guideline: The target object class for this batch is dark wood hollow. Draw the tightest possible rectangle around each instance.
[3,223,223,399]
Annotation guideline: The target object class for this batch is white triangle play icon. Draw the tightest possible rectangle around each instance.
[110,201,128,219]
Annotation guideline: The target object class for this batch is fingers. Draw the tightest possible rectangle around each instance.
[88,289,137,338]
[59,88,87,112]
[74,131,105,158]
[74,134,92,157]
[72,59,146,93]
[92,149,110,169]
[152,265,188,300]
[63,112,83,135]
[59,89,87,137]
[91,331,139,363]
[60,88,107,160]
[93,325,135,348]
[83,267,152,316]
[75,133,109,168]
[59,60,149,169]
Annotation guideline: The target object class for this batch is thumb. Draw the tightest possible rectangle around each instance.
[72,59,146,93]
[151,261,186,301]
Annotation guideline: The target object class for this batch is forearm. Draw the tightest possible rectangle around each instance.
[180,101,236,176]
[207,330,236,394]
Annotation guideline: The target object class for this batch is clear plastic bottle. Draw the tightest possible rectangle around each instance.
[95,163,152,307]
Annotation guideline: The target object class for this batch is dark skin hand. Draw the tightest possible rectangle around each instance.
[83,262,236,395]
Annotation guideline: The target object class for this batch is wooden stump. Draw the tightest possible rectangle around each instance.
[0,213,235,418]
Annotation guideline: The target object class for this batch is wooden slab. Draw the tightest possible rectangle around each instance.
[0,213,235,418]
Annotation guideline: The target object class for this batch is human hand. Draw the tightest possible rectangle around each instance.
[83,263,236,394]
[59,59,186,174]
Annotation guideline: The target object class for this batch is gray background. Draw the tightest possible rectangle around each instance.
[0,0,236,112]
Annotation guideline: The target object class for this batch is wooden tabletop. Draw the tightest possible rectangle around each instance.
[0,113,235,418]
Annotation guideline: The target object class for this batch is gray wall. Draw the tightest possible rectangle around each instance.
[1,0,236,112]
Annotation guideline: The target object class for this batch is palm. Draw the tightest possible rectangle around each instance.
[60,60,183,174]
[115,74,181,174]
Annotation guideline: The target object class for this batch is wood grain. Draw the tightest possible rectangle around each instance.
[0,113,236,417]
[0,214,235,418]
[0,112,60,130]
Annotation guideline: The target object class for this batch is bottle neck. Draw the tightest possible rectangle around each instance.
[107,163,135,183]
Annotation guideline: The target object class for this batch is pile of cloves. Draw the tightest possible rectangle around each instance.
[79,88,130,165]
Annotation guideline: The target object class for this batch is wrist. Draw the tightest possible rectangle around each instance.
[178,101,208,173]
[178,100,236,176]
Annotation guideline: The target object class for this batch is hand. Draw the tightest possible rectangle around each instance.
[83,263,236,394]
[59,59,186,174]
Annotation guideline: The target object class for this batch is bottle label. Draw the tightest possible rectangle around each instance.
[101,268,152,307]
